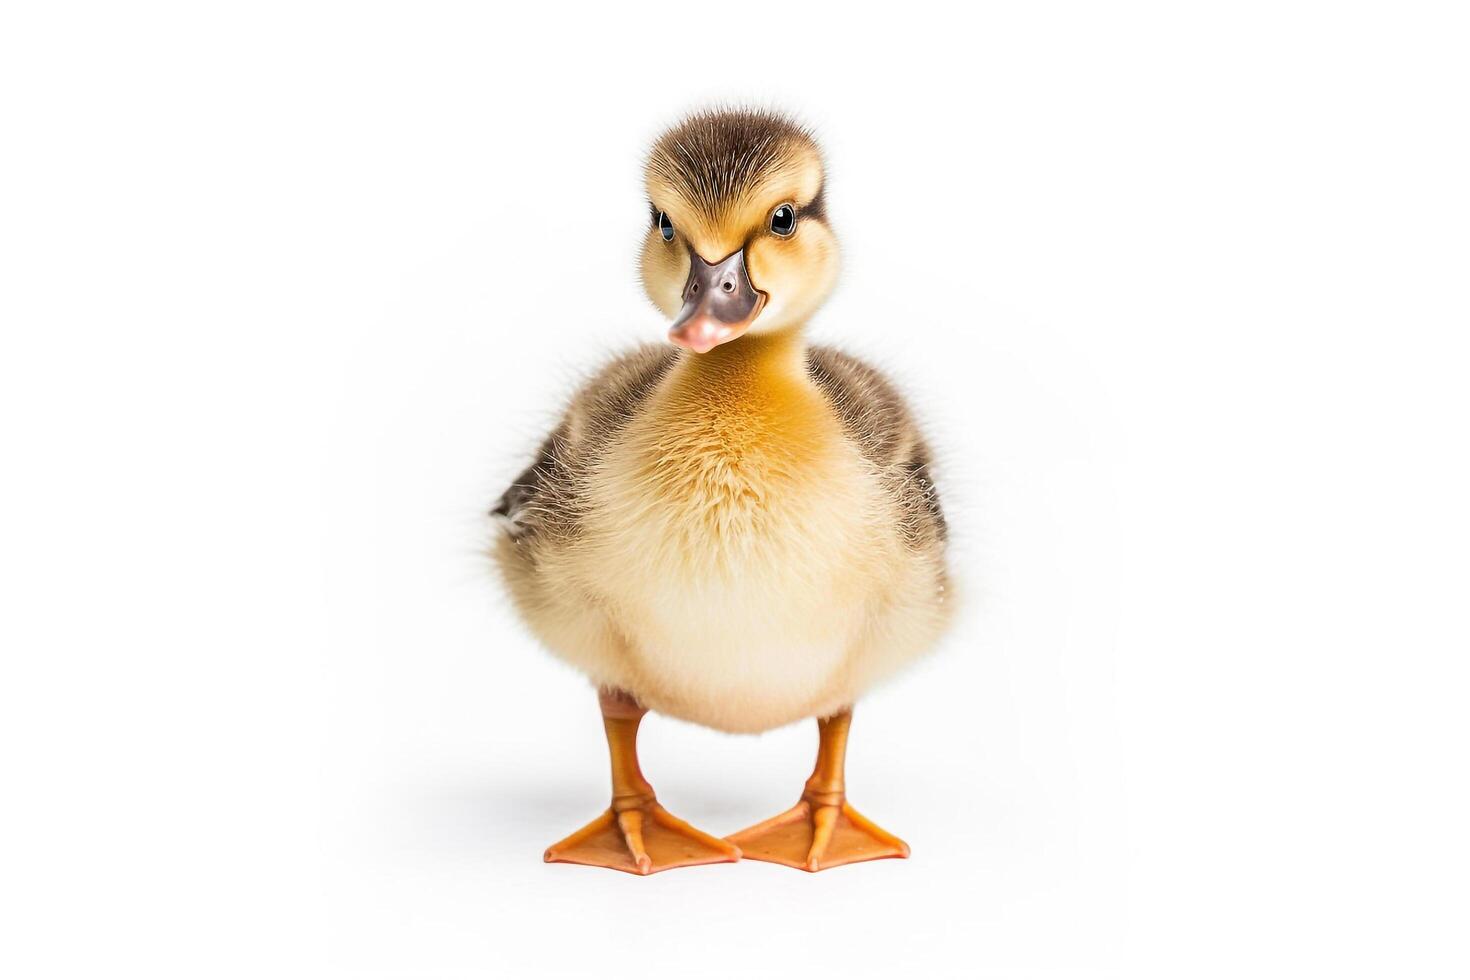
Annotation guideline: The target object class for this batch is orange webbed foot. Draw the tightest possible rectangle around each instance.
[724,796,909,872]
[544,801,741,876]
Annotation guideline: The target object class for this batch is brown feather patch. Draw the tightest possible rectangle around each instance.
[646,108,822,223]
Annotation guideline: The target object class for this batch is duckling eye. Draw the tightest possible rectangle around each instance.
[770,204,796,238]
[657,211,675,242]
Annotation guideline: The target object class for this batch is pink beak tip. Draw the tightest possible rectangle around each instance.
[668,316,739,354]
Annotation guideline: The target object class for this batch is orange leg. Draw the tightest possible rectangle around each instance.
[725,708,909,872]
[543,689,741,876]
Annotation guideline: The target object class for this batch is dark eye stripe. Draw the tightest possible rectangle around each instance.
[800,187,826,223]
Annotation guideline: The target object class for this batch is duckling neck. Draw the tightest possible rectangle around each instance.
[672,329,811,393]
[647,327,837,517]
[655,327,832,472]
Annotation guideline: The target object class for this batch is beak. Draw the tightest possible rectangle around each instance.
[668,248,767,353]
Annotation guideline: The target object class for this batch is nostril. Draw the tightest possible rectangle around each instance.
[691,282,700,294]
[721,280,735,293]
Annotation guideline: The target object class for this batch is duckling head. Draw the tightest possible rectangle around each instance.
[640,108,838,353]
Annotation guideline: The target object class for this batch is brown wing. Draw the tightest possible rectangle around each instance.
[805,344,947,546]
[492,344,678,540]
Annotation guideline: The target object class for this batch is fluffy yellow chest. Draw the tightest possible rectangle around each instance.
[599,368,874,559]
[577,356,889,727]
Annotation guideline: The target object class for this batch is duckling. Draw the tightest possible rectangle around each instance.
[492,108,952,874]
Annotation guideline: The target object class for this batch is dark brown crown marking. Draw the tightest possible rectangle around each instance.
[647,108,823,219]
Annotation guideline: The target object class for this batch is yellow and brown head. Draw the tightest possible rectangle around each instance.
[640,109,838,353]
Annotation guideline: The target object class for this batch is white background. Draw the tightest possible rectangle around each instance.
[2,2,1467,977]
